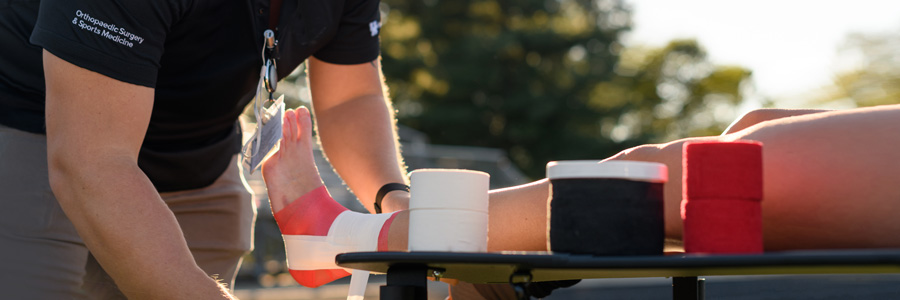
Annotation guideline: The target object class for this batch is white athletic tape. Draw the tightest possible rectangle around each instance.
[347,269,370,300]
[284,211,395,271]
[283,235,353,270]
[329,211,394,251]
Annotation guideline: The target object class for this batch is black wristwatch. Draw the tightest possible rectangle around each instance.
[374,183,409,214]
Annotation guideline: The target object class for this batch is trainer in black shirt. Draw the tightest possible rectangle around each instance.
[0,0,410,298]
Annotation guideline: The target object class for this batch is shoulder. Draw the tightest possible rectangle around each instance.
[31,0,193,87]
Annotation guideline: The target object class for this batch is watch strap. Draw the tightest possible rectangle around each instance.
[374,183,409,214]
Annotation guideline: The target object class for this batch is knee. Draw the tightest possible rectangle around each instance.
[609,144,661,162]
[724,109,781,135]
[609,138,721,168]
[737,109,776,124]
[725,108,829,135]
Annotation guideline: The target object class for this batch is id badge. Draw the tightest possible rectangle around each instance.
[242,95,284,173]
[242,28,283,173]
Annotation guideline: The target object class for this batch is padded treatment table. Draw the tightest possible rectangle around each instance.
[336,249,900,300]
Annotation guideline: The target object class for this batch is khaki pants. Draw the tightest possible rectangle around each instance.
[0,124,256,299]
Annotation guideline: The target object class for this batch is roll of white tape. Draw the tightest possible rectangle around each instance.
[409,169,490,211]
[408,209,489,252]
[546,160,668,182]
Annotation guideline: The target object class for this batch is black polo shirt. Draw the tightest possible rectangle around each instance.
[0,0,381,191]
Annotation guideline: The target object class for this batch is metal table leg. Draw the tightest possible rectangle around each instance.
[673,276,704,300]
[698,278,705,299]
[380,264,428,300]
[508,270,534,300]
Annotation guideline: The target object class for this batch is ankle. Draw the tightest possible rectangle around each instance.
[329,211,396,251]
[274,186,344,235]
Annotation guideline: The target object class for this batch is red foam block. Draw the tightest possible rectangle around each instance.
[682,140,763,254]
[682,198,763,253]
[683,140,763,201]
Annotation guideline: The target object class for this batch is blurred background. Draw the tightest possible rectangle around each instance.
[261,0,900,180]
[235,0,900,298]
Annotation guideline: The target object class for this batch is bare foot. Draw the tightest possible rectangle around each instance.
[261,107,324,213]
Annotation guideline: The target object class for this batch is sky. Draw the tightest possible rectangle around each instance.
[623,0,900,107]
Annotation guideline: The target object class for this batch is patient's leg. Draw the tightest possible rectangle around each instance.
[264,103,900,286]
[611,104,900,250]
[261,106,548,255]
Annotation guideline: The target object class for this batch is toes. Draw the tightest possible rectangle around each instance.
[279,110,292,151]
[285,109,298,142]
[275,107,313,152]
[295,106,312,139]
[296,106,311,119]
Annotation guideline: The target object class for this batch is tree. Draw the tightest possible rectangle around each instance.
[815,30,900,107]
[594,40,752,143]
[380,0,752,178]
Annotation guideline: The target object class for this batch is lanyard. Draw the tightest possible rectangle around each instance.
[262,0,282,102]
[269,0,283,31]
[262,30,277,101]
[239,0,285,172]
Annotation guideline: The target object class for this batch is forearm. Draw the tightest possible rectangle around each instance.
[49,156,232,299]
[42,50,232,299]
[314,94,409,213]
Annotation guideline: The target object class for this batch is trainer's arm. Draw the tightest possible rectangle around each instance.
[307,57,409,213]
[43,51,233,299]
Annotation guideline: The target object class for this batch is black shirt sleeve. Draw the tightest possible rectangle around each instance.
[29,0,187,88]
[312,0,381,65]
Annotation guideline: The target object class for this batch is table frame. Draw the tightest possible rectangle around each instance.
[336,249,900,300]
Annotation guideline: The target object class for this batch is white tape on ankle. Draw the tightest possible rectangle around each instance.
[329,211,394,251]
[283,211,395,271]
[283,235,353,270]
